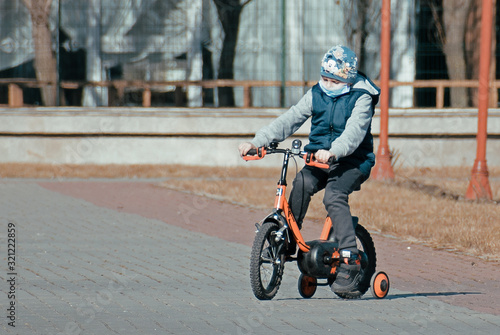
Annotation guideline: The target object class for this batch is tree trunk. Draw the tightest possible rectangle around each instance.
[214,0,247,107]
[24,0,57,106]
[442,0,471,107]
[343,0,370,71]
[354,0,369,69]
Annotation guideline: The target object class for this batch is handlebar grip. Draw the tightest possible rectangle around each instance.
[243,147,266,161]
[302,153,329,169]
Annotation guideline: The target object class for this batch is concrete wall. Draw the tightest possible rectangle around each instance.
[0,107,499,168]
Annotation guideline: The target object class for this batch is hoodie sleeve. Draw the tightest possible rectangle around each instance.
[329,93,373,159]
[250,89,313,148]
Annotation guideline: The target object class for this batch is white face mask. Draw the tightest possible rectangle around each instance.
[320,77,346,91]
[319,77,350,97]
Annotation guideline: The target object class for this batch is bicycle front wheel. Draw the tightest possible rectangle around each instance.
[249,222,285,300]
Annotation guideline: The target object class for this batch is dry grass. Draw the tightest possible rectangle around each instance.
[350,178,500,258]
[2,163,499,260]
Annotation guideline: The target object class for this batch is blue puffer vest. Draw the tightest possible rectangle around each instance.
[304,80,379,177]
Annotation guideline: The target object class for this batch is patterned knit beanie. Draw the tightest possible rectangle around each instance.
[320,45,358,84]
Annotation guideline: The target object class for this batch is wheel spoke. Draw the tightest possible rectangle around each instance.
[260,238,280,287]
[260,248,273,263]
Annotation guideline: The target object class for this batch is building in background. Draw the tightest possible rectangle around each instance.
[0,0,492,108]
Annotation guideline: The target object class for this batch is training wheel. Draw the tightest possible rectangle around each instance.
[370,271,390,299]
[298,274,317,298]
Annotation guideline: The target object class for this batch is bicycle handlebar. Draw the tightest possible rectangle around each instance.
[243,147,329,169]
[244,147,267,159]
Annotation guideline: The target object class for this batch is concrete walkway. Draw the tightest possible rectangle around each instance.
[1,180,499,334]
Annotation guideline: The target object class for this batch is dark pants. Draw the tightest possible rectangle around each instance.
[288,163,366,253]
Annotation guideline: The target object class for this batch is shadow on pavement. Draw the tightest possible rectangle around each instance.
[273,291,482,302]
[383,291,482,300]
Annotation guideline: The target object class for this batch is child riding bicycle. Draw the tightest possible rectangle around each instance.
[239,45,380,295]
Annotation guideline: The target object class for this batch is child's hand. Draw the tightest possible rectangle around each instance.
[314,149,334,164]
[238,142,257,157]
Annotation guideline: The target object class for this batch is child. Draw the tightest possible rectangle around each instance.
[238,45,380,294]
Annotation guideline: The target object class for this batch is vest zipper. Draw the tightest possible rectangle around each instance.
[329,99,337,138]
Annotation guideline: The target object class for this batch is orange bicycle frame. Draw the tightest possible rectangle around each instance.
[244,144,332,253]
[274,183,333,254]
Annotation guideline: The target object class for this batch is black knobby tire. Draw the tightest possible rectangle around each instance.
[334,224,377,299]
[249,222,285,300]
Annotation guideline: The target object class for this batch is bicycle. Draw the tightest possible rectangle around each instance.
[243,139,389,300]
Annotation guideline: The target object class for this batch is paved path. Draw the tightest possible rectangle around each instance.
[1,180,499,334]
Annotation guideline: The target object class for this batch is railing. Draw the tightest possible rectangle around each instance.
[1,78,498,108]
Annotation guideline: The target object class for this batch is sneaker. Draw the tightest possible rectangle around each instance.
[331,250,361,294]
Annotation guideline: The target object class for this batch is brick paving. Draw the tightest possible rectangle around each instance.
[0,179,499,334]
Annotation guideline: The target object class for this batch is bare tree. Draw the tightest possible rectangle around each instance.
[441,0,471,107]
[343,0,379,72]
[430,0,497,107]
[22,0,57,106]
[213,0,252,106]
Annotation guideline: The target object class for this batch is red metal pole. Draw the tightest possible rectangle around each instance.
[372,0,394,180]
[465,0,493,200]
